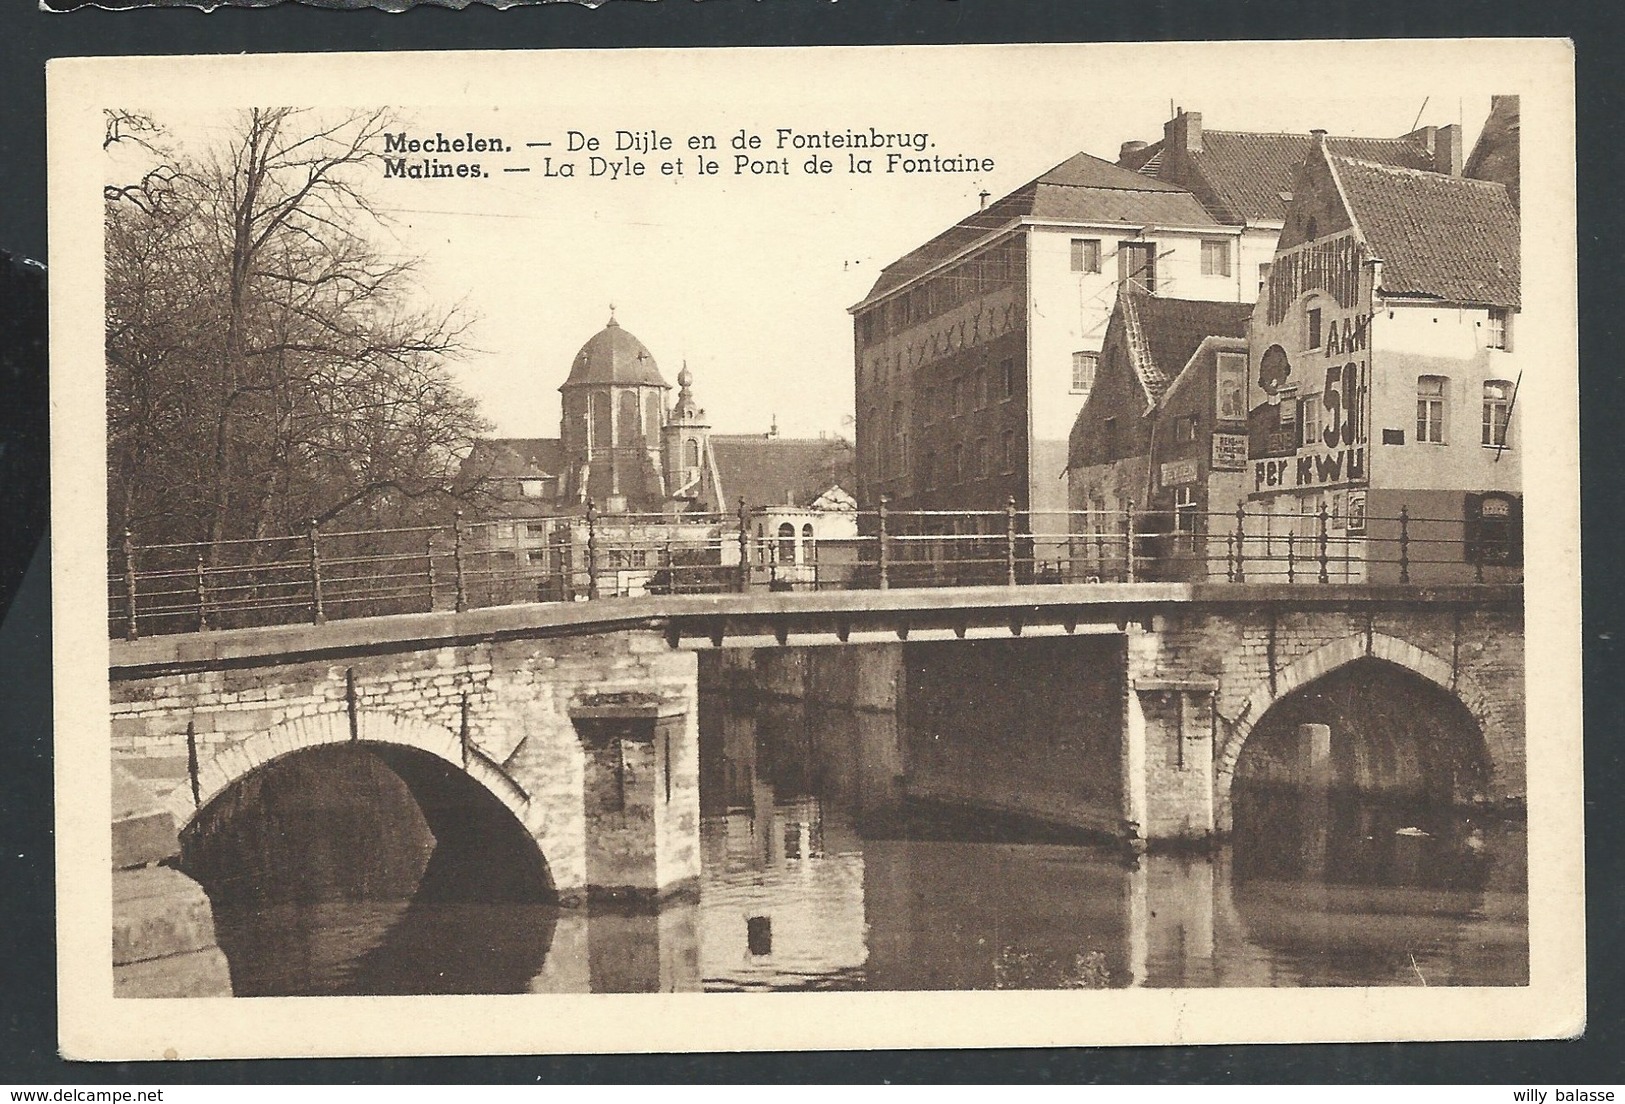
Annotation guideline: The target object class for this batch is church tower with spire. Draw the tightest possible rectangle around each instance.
[663,362,720,508]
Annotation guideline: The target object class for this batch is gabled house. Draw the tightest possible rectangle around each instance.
[1242,131,1522,582]
[1066,283,1252,580]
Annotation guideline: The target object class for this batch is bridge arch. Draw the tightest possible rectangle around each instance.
[167,710,538,838]
[1214,631,1506,828]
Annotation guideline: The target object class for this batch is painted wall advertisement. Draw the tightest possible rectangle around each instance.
[1211,433,1248,471]
[1247,241,1372,498]
[1160,458,1200,488]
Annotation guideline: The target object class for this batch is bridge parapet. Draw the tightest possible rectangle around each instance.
[109,506,1521,640]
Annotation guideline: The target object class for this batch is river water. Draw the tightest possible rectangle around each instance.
[206,690,1527,995]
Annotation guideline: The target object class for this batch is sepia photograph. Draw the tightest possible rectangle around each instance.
[48,41,1582,1057]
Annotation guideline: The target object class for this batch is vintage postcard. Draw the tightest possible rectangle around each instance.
[49,41,1583,1058]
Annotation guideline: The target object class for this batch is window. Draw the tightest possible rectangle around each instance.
[1174,486,1198,550]
[519,479,546,498]
[684,438,701,468]
[952,379,965,418]
[1487,308,1511,351]
[891,402,905,472]
[1483,379,1514,448]
[1174,414,1198,444]
[974,437,988,478]
[1001,358,1016,400]
[527,549,547,568]
[1305,216,1319,240]
[1301,392,1323,447]
[1307,308,1323,350]
[1071,352,1098,395]
[1417,375,1447,444]
[777,523,797,564]
[1002,430,1015,473]
[525,522,548,538]
[923,450,937,489]
[975,368,989,409]
[1201,239,1232,277]
[1071,238,1102,274]
[618,390,641,443]
[1119,241,1156,291]
[951,444,964,484]
[1103,417,1119,458]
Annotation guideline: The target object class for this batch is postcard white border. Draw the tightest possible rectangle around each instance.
[48,40,1584,1059]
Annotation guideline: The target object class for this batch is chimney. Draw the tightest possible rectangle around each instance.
[1163,110,1203,154]
[1310,128,1329,149]
[1118,139,1149,165]
[1433,123,1463,175]
[1403,124,1439,156]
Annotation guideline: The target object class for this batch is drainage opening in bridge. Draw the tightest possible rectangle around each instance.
[177,742,556,997]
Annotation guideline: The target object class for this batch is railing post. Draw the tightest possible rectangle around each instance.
[453,510,468,612]
[195,553,210,632]
[309,518,326,624]
[122,527,139,641]
[1004,495,1018,587]
[1286,531,1296,584]
[1124,499,1136,584]
[585,499,600,600]
[425,530,438,612]
[877,494,891,590]
[737,497,751,593]
[1225,532,1236,583]
[1317,502,1330,584]
[1398,505,1411,585]
[1234,505,1247,584]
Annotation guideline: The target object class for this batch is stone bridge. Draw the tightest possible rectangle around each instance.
[110,582,1524,911]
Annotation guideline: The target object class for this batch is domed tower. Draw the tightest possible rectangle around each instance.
[663,362,719,507]
[559,312,671,512]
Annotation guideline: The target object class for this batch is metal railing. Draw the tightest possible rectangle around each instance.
[109,499,1520,639]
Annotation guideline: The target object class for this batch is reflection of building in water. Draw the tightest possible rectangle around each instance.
[698,794,868,991]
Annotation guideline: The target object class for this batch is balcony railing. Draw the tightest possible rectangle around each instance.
[108,499,1520,639]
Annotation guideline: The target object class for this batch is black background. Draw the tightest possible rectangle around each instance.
[2,0,1621,1084]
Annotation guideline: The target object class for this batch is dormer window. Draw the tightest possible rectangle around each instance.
[519,479,546,498]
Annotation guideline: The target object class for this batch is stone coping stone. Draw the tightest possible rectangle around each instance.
[112,582,1522,676]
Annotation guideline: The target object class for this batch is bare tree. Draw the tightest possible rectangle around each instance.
[106,108,488,557]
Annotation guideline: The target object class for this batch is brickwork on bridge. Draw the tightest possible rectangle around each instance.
[1125,604,1524,833]
[110,628,700,899]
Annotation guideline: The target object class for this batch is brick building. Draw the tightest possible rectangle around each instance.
[1066,284,1252,580]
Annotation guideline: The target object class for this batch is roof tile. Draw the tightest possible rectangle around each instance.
[859,152,1216,304]
[1333,157,1520,307]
